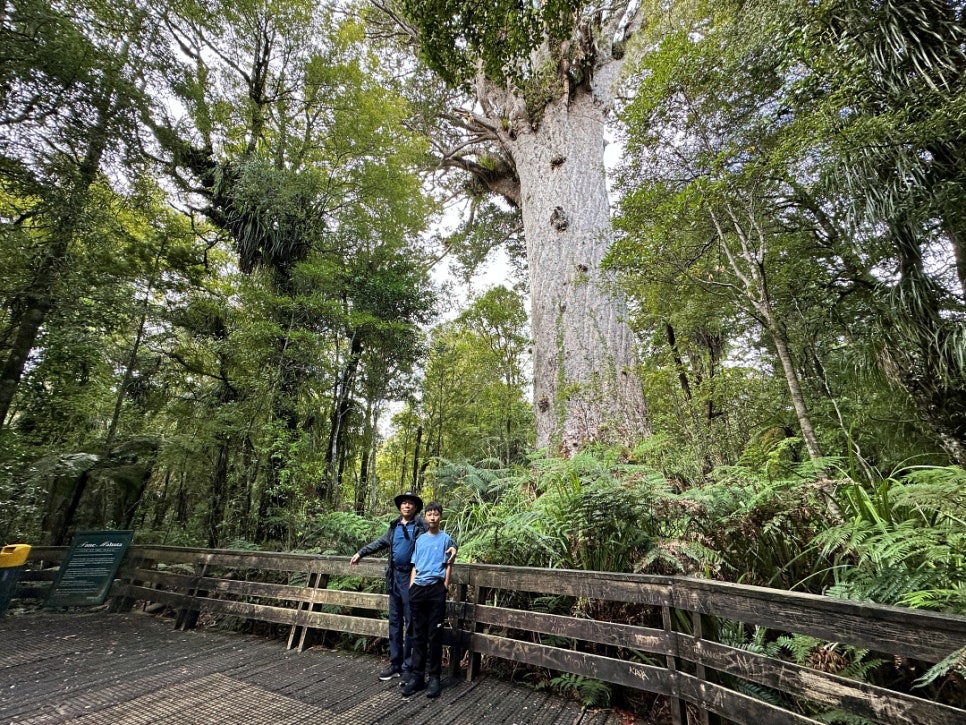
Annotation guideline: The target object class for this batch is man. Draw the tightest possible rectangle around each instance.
[350,491,425,682]
[401,501,456,699]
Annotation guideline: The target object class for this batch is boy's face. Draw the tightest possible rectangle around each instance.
[424,508,441,527]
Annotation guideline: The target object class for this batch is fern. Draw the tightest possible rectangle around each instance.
[307,510,384,557]
[914,646,966,689]
[673,462,839,589]
[547,672,612,708]
[820,466,966,615]
[452,448,678,573]
[717,625,884,722]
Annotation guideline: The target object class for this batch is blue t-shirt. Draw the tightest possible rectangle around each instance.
[411,531,455,586]
[392,520,417,568]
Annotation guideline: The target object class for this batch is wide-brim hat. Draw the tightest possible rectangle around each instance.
[393,491,423,513]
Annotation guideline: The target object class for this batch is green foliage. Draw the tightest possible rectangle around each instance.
[439,452,965,626]
[447,450,673,573]
[0,433,47,542]
[818,466,966,614]
[545,672,612,708]
[915,646,966,691]
[613,0,966,472]
[717,621,884,722]
[665,462,838,589]
[399,0,584,86]
[306,510,385,556]
[380,286,533,492]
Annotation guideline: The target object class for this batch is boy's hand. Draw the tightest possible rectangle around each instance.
[445,547,457,564]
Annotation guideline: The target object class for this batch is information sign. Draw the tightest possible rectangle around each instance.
[45,530,134,608]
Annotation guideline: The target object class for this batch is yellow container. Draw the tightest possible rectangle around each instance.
[0,544,31,568]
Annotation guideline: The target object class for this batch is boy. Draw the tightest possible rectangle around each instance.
[400,501,456,699]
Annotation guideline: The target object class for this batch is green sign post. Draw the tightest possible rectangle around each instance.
[45,530,134,608]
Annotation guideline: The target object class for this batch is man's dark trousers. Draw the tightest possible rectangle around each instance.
[388,568,414,673]
[409,580,447,680]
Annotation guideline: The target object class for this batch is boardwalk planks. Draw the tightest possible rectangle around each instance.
[16,545,966,724]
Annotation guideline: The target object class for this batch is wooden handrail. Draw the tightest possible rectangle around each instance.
[18,545,966,725]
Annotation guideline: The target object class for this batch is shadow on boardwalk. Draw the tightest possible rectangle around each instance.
[0,611,625,724]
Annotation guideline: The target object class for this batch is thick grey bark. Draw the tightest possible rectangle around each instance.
[397,0,651,452]
[507,91,650,452]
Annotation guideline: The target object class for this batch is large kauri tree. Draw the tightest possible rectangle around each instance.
[378,0,651,453]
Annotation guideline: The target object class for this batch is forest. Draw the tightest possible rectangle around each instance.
[1,0,965,712]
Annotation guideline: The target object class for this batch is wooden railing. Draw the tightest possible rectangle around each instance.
[17,545,966,725]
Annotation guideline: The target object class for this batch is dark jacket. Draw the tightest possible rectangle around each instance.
[356,515,428,576]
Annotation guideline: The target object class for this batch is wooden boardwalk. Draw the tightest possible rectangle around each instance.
[0,611,624,725]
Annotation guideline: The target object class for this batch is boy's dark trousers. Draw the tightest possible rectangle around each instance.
[408,579,447,681]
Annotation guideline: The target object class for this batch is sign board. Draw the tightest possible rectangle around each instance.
[45,530,134,608]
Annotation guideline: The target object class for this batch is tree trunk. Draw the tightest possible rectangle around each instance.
[207,435,231,547]
[386,0,651,456]
[505,89,651,453]
[323,330,362,503]
[0,275,58,427]
[710,205,824,462]
[411,424,423,492]
[257,303,302,543]
[152,470,172,529]
[356,401,372,515]
[105,242,165,452]
[768,321,824,462]
[666,322,694,402]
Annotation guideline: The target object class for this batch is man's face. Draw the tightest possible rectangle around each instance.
[424,509,441,527]
[399,500,415,518]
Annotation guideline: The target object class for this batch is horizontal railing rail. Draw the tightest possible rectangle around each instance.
[16,545,966,725]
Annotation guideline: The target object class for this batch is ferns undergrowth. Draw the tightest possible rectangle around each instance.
[427,449,966,713]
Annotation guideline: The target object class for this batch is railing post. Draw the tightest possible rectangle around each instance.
[692,610,726,725]
[447,581,470,679]
[466,584,490,681]
[175,559,208,631]
[109,552,154,614]
[663,604,689,725]
[288,565,330,652]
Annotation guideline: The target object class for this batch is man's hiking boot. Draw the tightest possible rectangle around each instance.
[378,667,401,681]
[400,677,426,696]
[426,676,442,699]
[398,671,412,687]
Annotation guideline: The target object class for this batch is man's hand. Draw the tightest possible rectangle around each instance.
[445,547,457,564]
[350,553,361,566]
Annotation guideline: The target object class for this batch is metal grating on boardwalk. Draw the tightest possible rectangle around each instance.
[0,612,623,724]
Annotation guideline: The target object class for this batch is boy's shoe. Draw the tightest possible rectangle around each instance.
[398,671,412,687]
[400,677,426,696]
[426,676,442,699]
[378,667,401,681]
